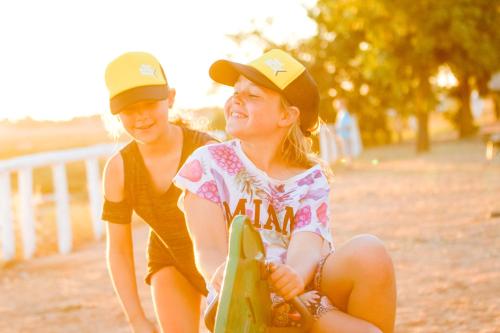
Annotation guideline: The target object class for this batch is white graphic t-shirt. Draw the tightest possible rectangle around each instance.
[173,140,334,264]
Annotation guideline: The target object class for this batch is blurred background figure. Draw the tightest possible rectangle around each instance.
[334,99,362,166]
[318,122,338,165]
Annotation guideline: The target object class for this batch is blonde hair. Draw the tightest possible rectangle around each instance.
[281,122,315,168]
[280,97,334,182]
[101,111,124,141]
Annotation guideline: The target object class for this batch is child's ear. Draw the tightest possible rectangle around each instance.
[167,88,176,108]
[279,106,300,128]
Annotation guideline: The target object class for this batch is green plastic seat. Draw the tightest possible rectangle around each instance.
[210,215,313,333]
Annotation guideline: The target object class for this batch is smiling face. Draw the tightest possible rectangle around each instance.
[118,98,171,144]
[225,76,291,141]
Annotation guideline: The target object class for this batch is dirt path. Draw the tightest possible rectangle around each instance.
[0,225,153,333]
[1,139,499,332]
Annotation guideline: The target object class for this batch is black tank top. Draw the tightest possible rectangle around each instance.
[102,126,213,293]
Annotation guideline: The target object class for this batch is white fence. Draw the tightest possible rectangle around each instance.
[0,127,354,262]
[0,143,122,261]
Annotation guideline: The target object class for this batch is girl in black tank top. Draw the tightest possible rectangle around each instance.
[103,52,216,332]
[103,126,212,293]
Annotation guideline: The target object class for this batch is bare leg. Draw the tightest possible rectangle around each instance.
[150,267,202,333]
[313,234,397,333]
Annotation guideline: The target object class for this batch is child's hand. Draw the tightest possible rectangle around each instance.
[268,263,305,301]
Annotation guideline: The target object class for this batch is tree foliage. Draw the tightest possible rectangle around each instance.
[232,0,500,150]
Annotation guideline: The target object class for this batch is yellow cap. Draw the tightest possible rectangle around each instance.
[209,49,319,136]
[105,52,169,114]
[248,49,305,90]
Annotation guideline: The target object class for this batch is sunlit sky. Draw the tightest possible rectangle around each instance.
[0,0,316,121]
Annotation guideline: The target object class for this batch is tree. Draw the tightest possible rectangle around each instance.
[231,0,500,151]
[430,0,500,137]
[305,0,500,148]
[305,0,443,151]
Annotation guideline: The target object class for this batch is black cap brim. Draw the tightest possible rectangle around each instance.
[110,85,169,115]
[209,60,282,93]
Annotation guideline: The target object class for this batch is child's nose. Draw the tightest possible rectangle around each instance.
[135,108,150,120]
[232,92,246,105]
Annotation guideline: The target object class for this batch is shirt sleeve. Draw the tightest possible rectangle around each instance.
[101,198,133,224]
[292,171,333,246]
[173,146,221,205]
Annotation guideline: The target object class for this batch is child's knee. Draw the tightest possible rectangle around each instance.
[344,234,395,284]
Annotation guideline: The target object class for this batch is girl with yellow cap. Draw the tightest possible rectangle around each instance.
[174,49,396,332]
[103,52,216,332]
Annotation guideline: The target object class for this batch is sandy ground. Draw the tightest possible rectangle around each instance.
[1,138,499,333]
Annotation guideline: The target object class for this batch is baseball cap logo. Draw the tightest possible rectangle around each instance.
[265,58,287,76]
[139,64,157,77]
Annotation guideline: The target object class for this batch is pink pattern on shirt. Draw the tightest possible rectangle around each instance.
[196,180,221,203]
[208,145,244,175]
[297,169,322,186]
[313,169,322,178]
[294,205,312,229]
[179,159,203,182]
[316,202,328,226]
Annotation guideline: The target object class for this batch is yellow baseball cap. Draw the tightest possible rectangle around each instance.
[105,52,169,114]
[209,49,320,135]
